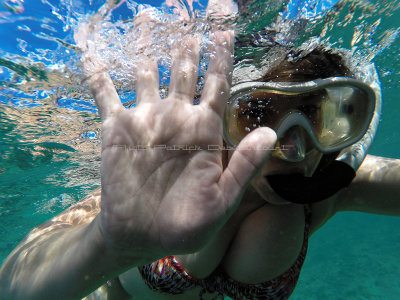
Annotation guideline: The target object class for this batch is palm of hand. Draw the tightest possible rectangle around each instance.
[100,101,227,254]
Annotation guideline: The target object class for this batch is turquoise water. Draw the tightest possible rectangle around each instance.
[1,0,400,298]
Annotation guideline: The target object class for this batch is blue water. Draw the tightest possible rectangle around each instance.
[1,0,399,298]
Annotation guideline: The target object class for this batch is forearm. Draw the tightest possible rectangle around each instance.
[0,217,144,300]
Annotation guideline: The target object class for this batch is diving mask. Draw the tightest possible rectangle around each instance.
[223,77,376,160]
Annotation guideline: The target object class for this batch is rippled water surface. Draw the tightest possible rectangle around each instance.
[1,0,400,298]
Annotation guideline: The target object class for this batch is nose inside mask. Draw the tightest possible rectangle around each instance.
[273,126,311,162]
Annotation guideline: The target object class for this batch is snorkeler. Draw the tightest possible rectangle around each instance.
[1,6,400,300]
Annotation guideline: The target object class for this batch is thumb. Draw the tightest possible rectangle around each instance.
[219,127,277,207]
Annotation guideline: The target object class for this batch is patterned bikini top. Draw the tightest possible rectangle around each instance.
[138,204,312,300]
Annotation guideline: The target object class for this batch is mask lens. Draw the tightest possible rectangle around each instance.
[318,86,372,149]
[223,79,375,154]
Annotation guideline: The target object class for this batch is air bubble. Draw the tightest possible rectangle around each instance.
[17,25,31,32]
[3,0,24,14]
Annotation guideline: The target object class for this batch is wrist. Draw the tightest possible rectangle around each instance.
[90,216,158,269]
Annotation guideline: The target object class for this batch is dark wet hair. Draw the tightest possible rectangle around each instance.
[260,47,353,83]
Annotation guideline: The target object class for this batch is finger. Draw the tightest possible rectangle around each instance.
[219,127,277,207]
[89,72,123,121]
[206,0,238,18]
[168,38,200,103]
[200,30,234,115]
[135,58,160,104]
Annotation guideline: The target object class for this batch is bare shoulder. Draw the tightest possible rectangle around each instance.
[23,188,102,244]
[310,154,400,233]
[355,154,400,179]
[334,154,400,215]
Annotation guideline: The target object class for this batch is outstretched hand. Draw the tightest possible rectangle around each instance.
[87,32,277,260]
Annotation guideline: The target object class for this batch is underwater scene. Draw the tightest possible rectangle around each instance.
[0,0,399,298]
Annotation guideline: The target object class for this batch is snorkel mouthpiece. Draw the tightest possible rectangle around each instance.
[266,159,356,203]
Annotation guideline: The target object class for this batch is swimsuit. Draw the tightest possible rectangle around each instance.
[138,205,312,300]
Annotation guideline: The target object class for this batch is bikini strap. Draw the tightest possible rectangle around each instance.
[304,204,313,239]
